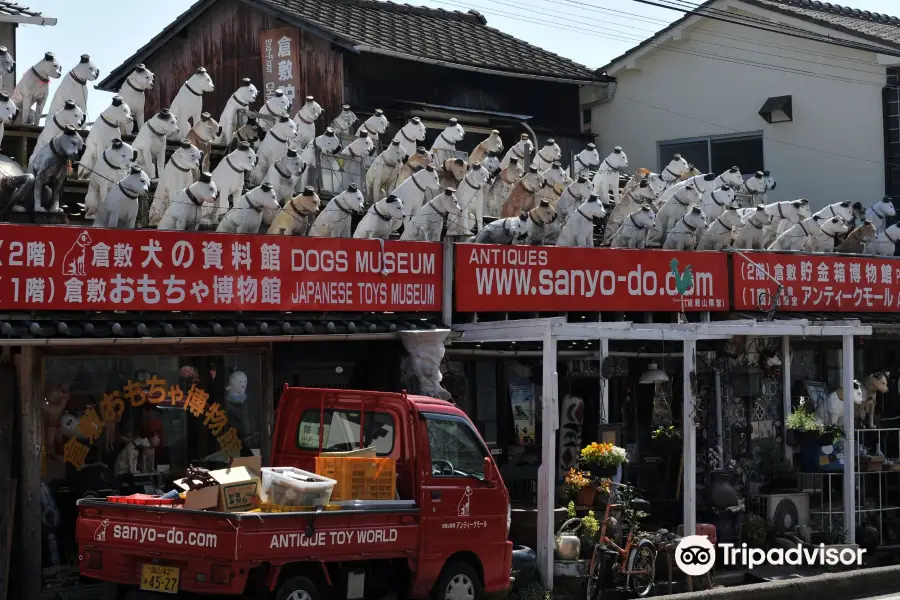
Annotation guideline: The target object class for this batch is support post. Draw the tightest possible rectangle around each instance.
[782,336,792,463]
[441,238,453,328]
[842,334,856,543]
[714,363,723,469]
[17,347,40,599]
[682,338,697,536]
[599,338,609,425]
[537,324,559,589]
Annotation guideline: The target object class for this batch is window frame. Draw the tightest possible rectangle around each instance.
[295,408,396,456]
[422,411,490,479]
[657,131,764,174]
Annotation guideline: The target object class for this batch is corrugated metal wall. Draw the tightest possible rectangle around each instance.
[140,0,344,134]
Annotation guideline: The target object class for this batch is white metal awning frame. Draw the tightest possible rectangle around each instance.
[452,317,872,589]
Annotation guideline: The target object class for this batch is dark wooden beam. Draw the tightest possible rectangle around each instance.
[16,347,40,599]
[0,356,15,600]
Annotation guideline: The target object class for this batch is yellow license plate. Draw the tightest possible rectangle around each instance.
[140,564,180,594]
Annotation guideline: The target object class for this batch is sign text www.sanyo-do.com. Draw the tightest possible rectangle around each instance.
[269,528,399,549]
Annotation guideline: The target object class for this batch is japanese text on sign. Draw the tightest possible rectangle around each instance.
[0,225,442,312]
[733,253,900,312]
[259,27,300,104]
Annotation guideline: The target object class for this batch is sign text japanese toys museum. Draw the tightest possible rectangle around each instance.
[0,225,442,312]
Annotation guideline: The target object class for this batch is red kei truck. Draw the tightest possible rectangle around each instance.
[76,387,513,600]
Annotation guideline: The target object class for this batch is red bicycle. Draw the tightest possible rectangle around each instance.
[585,482,657,599]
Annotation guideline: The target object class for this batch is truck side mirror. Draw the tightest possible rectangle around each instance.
[483,456,494,484]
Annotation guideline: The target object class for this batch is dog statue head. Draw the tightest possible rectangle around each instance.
[432,187,462,217]
[277,146,306,177]
[228,141,258,172]
[579,194,607,221]
[102,95,134,127]
[0,46,14,77]
[364,108,389,136]
[630,204,656,230]
[402,116,427,142]
[186,66,215,94]
[32,51,62,80]
[718,203,744,229]
[267,113,298,145]
[566,174,593,202]
[604,145,629,172]
[150,108,180,137]
[336,183,366,214]
[662,153,690,182]
[297,95,323,123]
[54,125,86,160]
[872,197,897,218]
[719,166,743,189]
[71,54,99,83]
[127,63,154,92]
[0,91,17,125]
[172,139,202,171]
[852,220,878,244]
[821,216,849,237]
[747,204,773,228]
[762,170,777,191]
[189,171,219,206]
[482,129,504,155]
[290,186,321,217]
[467,162,491,190]
[743,171,767,194]
[313,127,342,155]
[248,182,279,213]
[441,118,465,145]
[711,184,736,208]
[265,89,293,118]
[674,183,702,206]
[191,112,221,143]
[381,194,406,220]
[105,138,138,169]
[537,138,562,164]
[383,139,408,164]
[120,164,151,198]
[331,104,358,134]
[233,77,258,106]
[684,205,708,230]
[52,99,85,129]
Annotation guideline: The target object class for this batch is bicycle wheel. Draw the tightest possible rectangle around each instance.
[585,545,606,600]
[625,540,657,598]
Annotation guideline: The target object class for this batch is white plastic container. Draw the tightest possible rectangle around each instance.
[260,467,336,507]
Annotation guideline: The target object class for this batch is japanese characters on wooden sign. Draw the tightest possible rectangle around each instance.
[259,27,301,107]
[0,225,442,312]
[733,253,900,312]
[454,245,730,312]
[63,378,242,470]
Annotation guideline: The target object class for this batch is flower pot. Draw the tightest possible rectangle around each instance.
[705,470,739,509]
[575,486,597,506]
[786,430,800,447]
[584,465,618,479]
[795,430,821,446]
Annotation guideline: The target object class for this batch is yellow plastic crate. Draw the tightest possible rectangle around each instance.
[315,456,397,501]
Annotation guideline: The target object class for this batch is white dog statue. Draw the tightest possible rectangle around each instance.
[262,147,306,224]
[340,129,376,190]
[217,77,258,146]
[532,138,562,172]
[663,206,708,250]
[0,46,14,90]
[740,199,810,247]
[700,184,736,223]
[430,118,465,165]
[132,108,179,180]
[769,215,848,251]
[309,184,366,238]
[47,54,99,118]
[0,91,16,148]
[556,195,607,248]
[33,99,83,155]
[592,146,628,202]
[11,126,84,214]
[186,112,221,174]
[804,217,850,253]
[117,64,154,136]
[293,96,324,148]
[866,197,896,234]
[257,88,292,131]
[93,165,151,229]
[78,96,134,179]
[660,154,691,187]
[249,113,296,185]
[401,187,461,242]
[365,139,408,204]
[85,138,137,219]
[267,186,321,236]
[500,133,533,170]
[609,205,656,249]
[330,104,358,137]
[543,175,593,246]
[649,183,703,247]
[448,162,492,236]
[357,108,389,140]
[570,143,600,180]
[697,204,743,251]
[12,51,61,124]
[298,127,342,192]
[602,178,656,246]
[114,438,151,476]
[208,141,257,224]
[216,182,279,234]
[867,223,900,256]
[656,173,716,210]
[732,205,774,250]
[737,170,768,206]
[354,194,405,239]
[168,67,215,139]
[824,380,863,427]
[393,117,427,157]
[468,213,527,244]
[389,164,441,232]
[148,139,202,226]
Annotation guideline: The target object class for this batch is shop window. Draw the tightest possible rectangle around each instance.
[40,352,261,589]
[426,414,488,479]
[297,409,395,455]
[658,133,763,175]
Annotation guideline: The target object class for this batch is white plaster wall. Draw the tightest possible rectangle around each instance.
[584,2,888,211]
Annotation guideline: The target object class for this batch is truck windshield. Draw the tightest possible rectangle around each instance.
[424,413,487,479]
[297,409,395,455]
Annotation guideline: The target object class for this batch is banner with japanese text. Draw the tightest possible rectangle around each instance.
[0,224,441,312]
[733,252,900,312]
[259,27,301,107]
[454,244,730,312]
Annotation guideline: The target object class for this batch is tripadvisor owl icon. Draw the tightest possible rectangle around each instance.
[675,535,716,576]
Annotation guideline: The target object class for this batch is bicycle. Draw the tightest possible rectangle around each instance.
[585,482,658,600]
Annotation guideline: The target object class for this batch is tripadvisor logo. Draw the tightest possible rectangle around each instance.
[675,535,865,575]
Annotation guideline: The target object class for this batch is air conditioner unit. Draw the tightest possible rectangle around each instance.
[753,493,810,531]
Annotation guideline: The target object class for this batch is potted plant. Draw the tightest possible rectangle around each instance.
[785,399,824,446]
[565,501,601,559]
[760,449,800,493]
[651,425,682,450]
[821,424,845,446]
[580,442,627,479]
[564,468,595,505]
[742,513,767,547]
[593,477,611,507]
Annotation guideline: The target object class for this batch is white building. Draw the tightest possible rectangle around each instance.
[581,0,900,211]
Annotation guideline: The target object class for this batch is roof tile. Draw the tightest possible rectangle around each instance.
[0,1,45,18]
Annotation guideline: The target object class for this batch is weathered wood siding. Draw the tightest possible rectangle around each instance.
[140,0,343,134]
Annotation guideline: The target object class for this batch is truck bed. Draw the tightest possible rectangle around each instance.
[77,499,421,594]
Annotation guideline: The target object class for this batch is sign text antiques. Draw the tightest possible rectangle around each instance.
[0,225,441,312]
[454,245,730,312]
[259,27,301,106]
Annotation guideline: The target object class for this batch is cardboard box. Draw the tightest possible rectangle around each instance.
[182,485,220,510]
[210,456,262,512]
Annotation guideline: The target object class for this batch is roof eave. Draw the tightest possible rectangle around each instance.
[354,44,609,86]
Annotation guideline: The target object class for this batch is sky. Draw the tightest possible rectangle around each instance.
[14,0,900,122]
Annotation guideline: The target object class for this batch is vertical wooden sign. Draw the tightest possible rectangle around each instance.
[259,27,302,108]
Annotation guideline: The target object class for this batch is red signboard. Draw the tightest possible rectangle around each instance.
[0,225,441,312]
[454,245,730,312]
[733,252,900,312]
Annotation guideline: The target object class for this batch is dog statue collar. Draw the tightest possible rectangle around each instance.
[48,138,68,161]
[463,173,483,191]
[373,203,392,222]
[511,146,525,160]
[663,165,681,181]
[184,82,203,97]
[872,205,886,219]
[52,114,67,132]
[146,120,166,137]
[428,198,449,219]
[410,173,428,193]
[576,206,593,222]
[274,161,293,180]
[438,132,455,146]
[537,149,556,164]
[296,111,315,125]
[400,127,417,143]
[225,155,243,173]
[118,182,140,200]
[69,70,87,86]
[678,216,698,233]
[886,228,900,244]
[243,193,262,213]
[102,149,123,171]
[231,93,250,108]
[290,196,311,216]
[628,213,646,230]
[269,129,288,144]
[100,114,118,129]
[31,67,49,83]
[185,187,203,206]
[126,78,146,93]
[715,215,734,232]
[710,190,725,206]
[602,158,621,173]
[574,155,598,172]
[335,196,355,215]
[528,209,545,227]
[171,156,192,173]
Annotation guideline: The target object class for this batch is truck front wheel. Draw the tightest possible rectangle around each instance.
[276,575,322,600]
[433,561,483,600]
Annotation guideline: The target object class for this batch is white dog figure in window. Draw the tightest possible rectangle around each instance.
[458,486,472,516]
